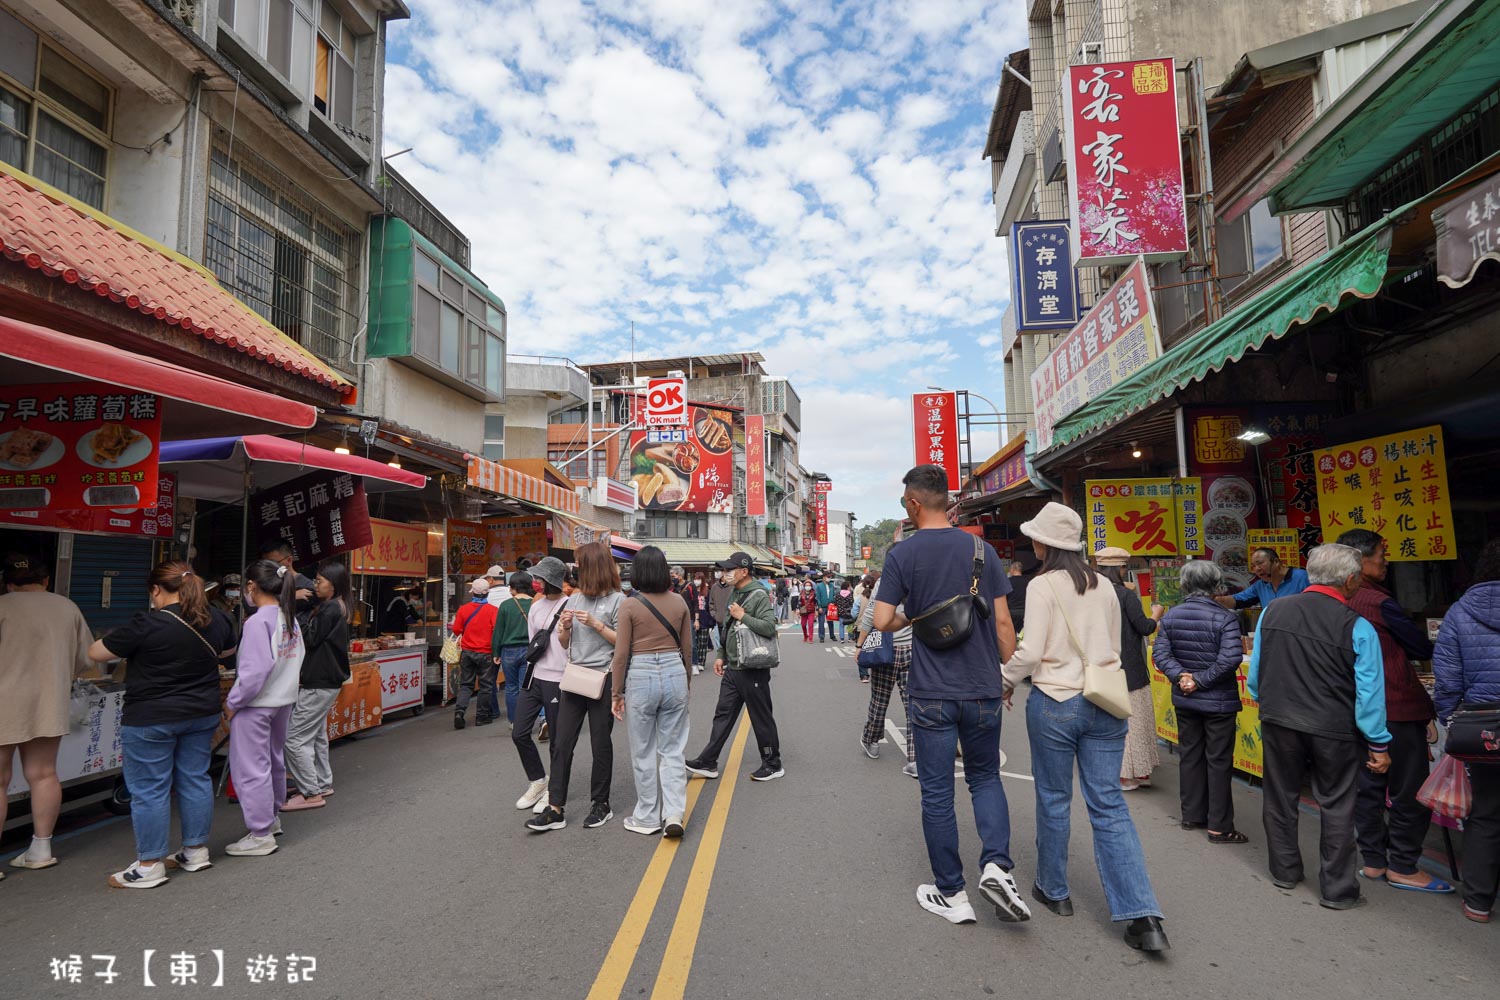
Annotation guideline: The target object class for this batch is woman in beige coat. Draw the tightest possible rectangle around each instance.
[0,554,93,876]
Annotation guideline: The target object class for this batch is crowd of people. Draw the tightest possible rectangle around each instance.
[4,461,1499,938]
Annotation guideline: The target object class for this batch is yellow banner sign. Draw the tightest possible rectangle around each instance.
[1246,528,1300,569]
[1313,424,1456,560]
[1086,478,1204,558]
[352,518,428,578]
[1148,649,1263,775]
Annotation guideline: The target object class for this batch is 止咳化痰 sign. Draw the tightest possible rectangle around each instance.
[1086,478,1204,558]
[1314,425,1455,561]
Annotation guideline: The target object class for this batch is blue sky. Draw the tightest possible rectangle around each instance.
[384,0,1028,522]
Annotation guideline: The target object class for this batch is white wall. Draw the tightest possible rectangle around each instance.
[362,360,485,453]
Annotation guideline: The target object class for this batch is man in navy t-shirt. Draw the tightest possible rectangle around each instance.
[876,464,1029,928]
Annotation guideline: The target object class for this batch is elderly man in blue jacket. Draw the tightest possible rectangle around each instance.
[1248,543,1391,911]
[814,572,837,643]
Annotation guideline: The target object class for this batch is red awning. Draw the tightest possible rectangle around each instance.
[159,435,426,502]
[0,316,317,436]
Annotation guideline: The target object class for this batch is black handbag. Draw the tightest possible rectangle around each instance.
[1446,701,1500,764]
[908,535,991,650]
[521,603,567,689]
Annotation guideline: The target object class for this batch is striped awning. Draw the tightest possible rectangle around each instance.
[466,455,580,514]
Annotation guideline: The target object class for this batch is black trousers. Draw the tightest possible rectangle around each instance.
[1464,763,1500,913]
[511,678,560,783]
[547,675,615,810]
[1354,720,1432,875]
[1262,721,1362,904]
[1177,707,1238,832]
[456,650,495,721]
[696,668,780,768]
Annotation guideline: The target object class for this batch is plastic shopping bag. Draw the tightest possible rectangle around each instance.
[1417,755,1473,820]
[68,679,100,731]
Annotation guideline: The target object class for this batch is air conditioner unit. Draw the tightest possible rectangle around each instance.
[666,370,686,378]
[634,520,649,535]
[633,376,650,387]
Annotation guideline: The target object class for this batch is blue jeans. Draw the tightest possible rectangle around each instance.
[121,713,220,861]
[1026,692,1162,921]
[817,611,830,641]
[910,696,1014,895]
[499,645,528,722]
[624,652,691,824]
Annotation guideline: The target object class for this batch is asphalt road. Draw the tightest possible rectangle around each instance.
[2,624,1491,999]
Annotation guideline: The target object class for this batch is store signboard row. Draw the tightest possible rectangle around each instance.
[447,516,549,577]
[980,446,1029,496]
[911,392,960,491]
[1062,58,1189,267]
[1314,424,1456,561]
[0,380,162,510]
[1086,477,1204,558]
[1034,260,1161,452]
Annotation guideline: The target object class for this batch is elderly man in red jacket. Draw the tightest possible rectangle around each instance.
[1337,529,1452,894]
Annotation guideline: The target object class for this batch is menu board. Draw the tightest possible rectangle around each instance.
[0,380,161,510]
[627,400,735,513]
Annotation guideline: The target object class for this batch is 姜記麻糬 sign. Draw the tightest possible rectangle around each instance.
[1314,425,1455,561]
[1063,58,1189,267]
[252,469,373,563]
[1010,221,1080,331]
[1032,260,1160,452]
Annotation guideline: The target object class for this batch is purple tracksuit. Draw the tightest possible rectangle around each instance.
[228,605,303,837]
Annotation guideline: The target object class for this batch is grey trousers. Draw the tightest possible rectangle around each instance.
[285,687,340,796]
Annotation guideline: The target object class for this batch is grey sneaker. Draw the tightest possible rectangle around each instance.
[903,761,918,778]
[861,739,880,760]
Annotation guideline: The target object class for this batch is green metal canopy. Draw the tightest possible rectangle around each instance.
[1267,0,1500,213]
[1044,225,1396,453]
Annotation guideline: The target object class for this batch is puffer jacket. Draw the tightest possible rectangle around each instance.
[1153,595,1244,715]
[1433,580,1500,724]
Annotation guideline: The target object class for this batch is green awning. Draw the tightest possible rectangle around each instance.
[1044,224,1395,453]
[643,540,741,566]
[1268,0,1500,213]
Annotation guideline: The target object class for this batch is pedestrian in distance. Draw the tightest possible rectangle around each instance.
[1003,502,1168,952]
[88,561,235,887]
[1337,529,1452,893]
[450,579,500,729]
[1152,560,1245,841]
[1,554,95,877]
[223,560,305,859]
[1005,549,1041,634]
[528,542,623,833]
[1432,538,1500,923]
[685,552,785,782]
[709,569,734,648]
[282,562,352,812]
[512,557,570,814]
[798,579,818,643]
[834,578,855,642]
[775,577,791,623]
[875,465,1030,929]
[483,564,514,719]
[683,571,715,675]
[493,571,535,728]
[610,546,694,838]
[815,572,836,643]
[1248,543,1392,910]
[1094,548,1164,790]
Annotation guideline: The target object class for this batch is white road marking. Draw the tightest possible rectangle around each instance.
[884,719,1032,781]
[823,646,853,658]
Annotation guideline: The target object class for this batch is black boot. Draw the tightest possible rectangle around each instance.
[1031,884,1074,916]
[453,709,466,730]
[1124,916,1170,953]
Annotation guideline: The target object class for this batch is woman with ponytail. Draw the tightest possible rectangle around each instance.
[88,562,235,889]
[222,559,305,858]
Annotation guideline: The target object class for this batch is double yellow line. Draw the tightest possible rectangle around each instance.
[586,712,752,1000]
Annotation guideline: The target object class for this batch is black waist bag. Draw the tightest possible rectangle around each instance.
[1447,701,1500,764]
[909,535,991,650]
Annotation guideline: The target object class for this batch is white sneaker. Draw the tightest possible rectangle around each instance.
[917,884,976,924]
[623,817,662,836]
[224,833,278,857]
[109,860,168,889]
[516,778,548,810]
[10,837,57,869]
[532,797,549,815]
[164,846,212,873]
[978,863,1032,922]
[270,818,284,837]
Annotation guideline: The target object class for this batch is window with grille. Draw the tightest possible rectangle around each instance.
[643,513,708,539]
[0,8,112,209]
[547,448,607,483]
[205,136,361,370]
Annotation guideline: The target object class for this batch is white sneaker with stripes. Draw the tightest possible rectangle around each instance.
[916,884,977,924]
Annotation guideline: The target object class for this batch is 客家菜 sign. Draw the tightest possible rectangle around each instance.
[0,380,162,510]
[1313,425,1455,561]
[1032,260,1160,452]
[1063,58,1189,267]
[912,392,960,492]
[1010,221,1080,331]
[1086,478,1204,558]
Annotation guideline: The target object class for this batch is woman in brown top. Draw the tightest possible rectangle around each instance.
[611,546,693,838]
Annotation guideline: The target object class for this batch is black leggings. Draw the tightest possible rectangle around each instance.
[547,675,615,810]
[512,679,560,782]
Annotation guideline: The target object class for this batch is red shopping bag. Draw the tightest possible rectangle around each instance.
[1417,755,1472,820]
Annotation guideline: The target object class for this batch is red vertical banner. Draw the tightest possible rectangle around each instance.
[1063,58,1189,267]
[912,392,960,492]
[814,479,832,545]
[745,414,766,517]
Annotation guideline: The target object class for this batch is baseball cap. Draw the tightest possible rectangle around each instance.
[715,552,755,571]
[470,578,491,596]
[485,564,505,578]
[221,573,243,586]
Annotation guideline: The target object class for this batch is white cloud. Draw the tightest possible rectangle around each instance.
[385,0,1029,519]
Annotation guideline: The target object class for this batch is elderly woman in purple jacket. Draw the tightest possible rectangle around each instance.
[1433,539,1500,923]
[1154,560,1246,845]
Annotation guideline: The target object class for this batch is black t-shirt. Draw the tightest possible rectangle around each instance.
[104,606,233,727]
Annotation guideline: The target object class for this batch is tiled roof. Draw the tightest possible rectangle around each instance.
[0,166,353,400]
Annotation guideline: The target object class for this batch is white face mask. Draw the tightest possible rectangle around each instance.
[224,589,240,601]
